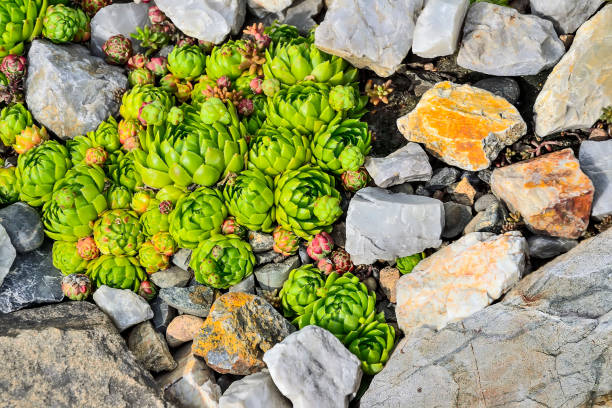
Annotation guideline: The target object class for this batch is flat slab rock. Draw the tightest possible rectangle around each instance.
[361,227,612,407]
[579,140,612,219]
[529,0,605,34]
[364,143,432,188]
[0,302,166,407]
[397,81,527,171]
[92,285,153,332]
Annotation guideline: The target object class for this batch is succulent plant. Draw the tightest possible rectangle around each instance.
[166,106,183,125]
[0,102,32,146]
[65,134,93,166]
[396,252,425,275]
[120,84,175,121]
[76,236,99,260]
[329,85,358,112]
[147,5,165,24]
[272,225,299,256]
[341,167,369,192]
[221,216,248,239]
[138,280,157,300]
[167,45,205,80]
[138,100,168,126]
[42,4,89,44]
[365,79,393,106]
[200,97,232,124]
[169,187,227,249]
[263,22,300,46]
[0,0,48,57]
[190,234,256,289]
[601,106,612,125]
[84,146,108,166]
[14,124,48,154]
[140,199,171,237]
[261,78,280,97]
[146,56,168,76]
[81,0,112,17]
[248,126,311,177]
[249,77,263,94]
[223,168,275,232]
[87,254,146,291]
[311,119,371,174]
[128,67,155,87]
[151,231,176,256]
[138,241,169,274]
[91,116,121,153]
[0,167,19,205]
[174,80,193,103]
[61,273,92,300]
[0,54,26,79]
[330,248,354,275]
[110,152,143,192]
[130,189,154,215]
[205,40,247,81]
[127,53,148,70]
[103,34,132,65]
[93,209,144,256]
[307,232,334,261]
[347,321,395,375]
[52,240,89,275]
[279,264,325,317]
[131,25,170,56]
[317,257,333,275]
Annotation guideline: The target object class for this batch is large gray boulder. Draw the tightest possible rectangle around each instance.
[361,228,612,407]
[529,0,605,34]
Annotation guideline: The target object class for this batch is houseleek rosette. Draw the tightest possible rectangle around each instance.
[347,321,395,375]
[223,167,275,232]
[248,125,311,177]
[0,0,48,57]
[311,119,371,174]
[0,102,32,146]
[119,84,175,121]
[52,240,88,275]
[279,264,325,317]
[0,167,19,205]
[93,209,144,256]
[86,254,146,292]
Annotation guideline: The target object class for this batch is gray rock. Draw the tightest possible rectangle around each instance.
[0,202,44,253]
[0,241,63,314]
[389,182,414,195]
[128,321,177,373]
[266,0,324,34]
[155,0,246,44]
[248,231,274,253]
[150,296,176,334]
[172,248,192,271]
[92,286,153,331]
[442,202,472,239]
[364,143,432,188]
[229,274,255,293]
[0,303,166,407]
[415,185,431,197]
[362,228,612,407]
[263,326,362,408]
[463,201,506,234]
[314,0,424,77]
[412,0,469,58]
[457,3,565,76]
[330,221,346,249]
[150,266,191,288]
[219,369,291,408]
[90,2,150,58]
[527,235,578,259]
[530,0,605,34]
[254,255,300,291]
[473,193,499,212]
[345,187,444,265]
[255,249,285,265]
[248,0,293,17]
[25,40,127,140]
[579,140,612,219]
[0,225,16,288]
[159,285,214,318]
[473,77,521,105]
[425,167,461,190]
[298,245,312,265]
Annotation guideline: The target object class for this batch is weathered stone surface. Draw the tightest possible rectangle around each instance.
[192,292,295,375]
[362,228,612,407]
[379,266,400,303]
[0,303,166,407]
[166,315,205,348]
[463,201,505,234]
[473,77,521,106]
[364,143,432,188]
[473,193,499,212]
[90,2,150,58]
[412,0,469,58]
[254,250,284,265]
[229,273,255,293]
[267,0,324,33]
[128,321,177,373]
[159,285,214,317]
[442,202,472,239]
[396,232,528,333]
[527,235,578,259]
[530,0,605,34]
[156,0,246,44]
[425,167,461,190]
[345,187,444,265]
[397,82,527,171]
[92,286,153,331]
[150,266,191,288]
[150,296,176,334]
[248,0,293,16]
[579,140,612,219]
[0,225,16,288]
[448,177,477,206]
[0,202,44,253]
[534,5,612,137]
[491,149,594,239]
[314,0,424,77]
[172,248,191,271]
[0,241,63,314]
[248,231,274,253]
[457,3,565,76]
[263,325,362,408]
[254,255,300,291]
[25,40,127,140]
[219,369,291,408]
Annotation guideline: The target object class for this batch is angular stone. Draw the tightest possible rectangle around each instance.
[491,149,594,239]
[314,0,424,77]
[473,77,521,106]
[150,296,176,334]
[362,228,612,407]
[166,315,205,348]
[530,0,605,34]
[0,241,63,314]
[159,285,214,318]
[268,0,324,34]
[425,167,461,190]
[397,82,527,171]
[229,273,255,293]
[254,255,300,291]
[412,0,469,58]
[219,369,291,408]
[90,2,150,58]
[155,0,246,44]
[379,266,400,303]
[254,250,284,265]
[579,140,612,219]
[128,321,177,373]
[150,266,191,288]
[527,235,578,259]
[442,202,472,239]
[396,232,528,333]
[457,3,565,76]
[172,248,192,271]
[464,201,505,234]
[248,0,293,17]
[248,231,274,253]
[92,286,153,331]
[26,40,126,140]
[192,292,295,375]
[0,225,16,288]
[364,143,432,188]
[345,187,444,265]
[0,202,44,253]
[534,5,612,137]
[474,193,499,212]
[263,326,362,408]
[0,303,166,407]
[447,177,477,206]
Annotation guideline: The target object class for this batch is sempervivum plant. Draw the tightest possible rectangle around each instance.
[16,140,72,206]
[106,184,131,209]
[90,116,121,153]
[66,134,93,165]
[341,167,368,192]
[52,240,89,275]
[0,167,19,205]
[0,102,32,146]
[279,264,325,317]
[140,200,172,237]
[110,152,142,192]
[167,45,205,80]
[0,0,48,57]
[396,252,425,275]
[272,226,299,256]
[42,165,108,241]
[14,124,48,154]
[119,84,175,121]
[103,34,132,65]
[221,216,247,239]
[347,320,395,375]
[311,119,371,174]
[81,0,111,17]
[248,126,311,177]
[307,232,334,261]
[93,209,145,256]
[87,254,146,291]
[128,67,155,87]
[274,165,342,239]
[77,236,99,260]
[223,168,275,232]
[138,241,169,274]
[169,187,227,249]
[43,5,90,44]
[151,231,176,256]
[205,40,247,81]
[61,273,92,301]
[189,234,256,289]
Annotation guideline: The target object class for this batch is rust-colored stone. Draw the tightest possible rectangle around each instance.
[166,315,205,348]
[379,267,400,303]
[449,177,477,206]
[491,149,594,239]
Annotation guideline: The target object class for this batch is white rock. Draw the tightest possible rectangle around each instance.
[412,0,469,58]
[579,140,612,220]
[0,224,16,287]
[172,248,192,271]
[219,369,291,408]
[93,286,153,332]
[396,232,528,333]
[155,0,247,44]
[345,187,444,265]
[248,0,293,17]
[530,0,605,34]
[314,0,424,77]
[90,2,150,58]
[457,3,565,76]
[364,143,432,188]
[263,326,362,408]
[533,5,612,137]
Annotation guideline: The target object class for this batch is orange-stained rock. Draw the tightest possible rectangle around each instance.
[166,315,205,348]
[491,149,594,239]
[379,267,400,303]
[397,81,527,171]
[449,177,477,206]
[192,292,295,375]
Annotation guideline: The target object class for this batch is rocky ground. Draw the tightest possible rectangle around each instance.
[0,0,611,407]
